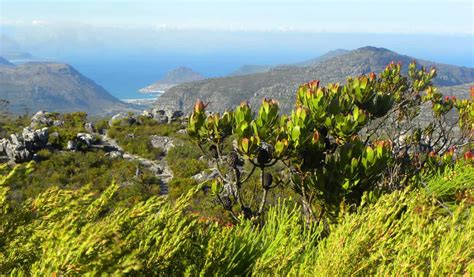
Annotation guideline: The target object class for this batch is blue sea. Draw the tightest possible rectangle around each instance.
[61,52,312,100]
[58,46,473,101]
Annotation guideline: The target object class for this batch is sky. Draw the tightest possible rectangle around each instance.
[1,0,473,34]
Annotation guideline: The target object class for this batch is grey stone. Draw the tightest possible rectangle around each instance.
[0,138,8,153]
[66,140,76,150]
[108,151,123,159]
[22,127,48,149]
[84,122,96,133]
[166,110,184,122]
[76,133,94,148]
[192,169,219,183]
[30,111,54,127]
[10,134,21,145]
[141,110,153,118]
[109,112,136,127]
[53,120,64,127]
[149,135,174,152]
[0,126,50,163]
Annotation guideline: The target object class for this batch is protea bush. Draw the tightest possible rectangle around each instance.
[187,61,473,223]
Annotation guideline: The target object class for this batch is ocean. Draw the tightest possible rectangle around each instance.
[62,52,311,100]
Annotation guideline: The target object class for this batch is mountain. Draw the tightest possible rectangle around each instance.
[230,65,273,76]
[155,46,474,113]
[139,66,205,94]
[0,57,14,67]
[294,49,350,67]
[229,49,350,77]
[0,62,130,115]
[438,82,474,99]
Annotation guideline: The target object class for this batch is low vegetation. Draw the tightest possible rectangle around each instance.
[107,117,182,160]
[0,61,472,274]
[0,162,471,275]
[0,150,161,207]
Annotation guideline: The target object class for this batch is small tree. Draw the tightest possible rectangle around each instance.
[187,62,473,223]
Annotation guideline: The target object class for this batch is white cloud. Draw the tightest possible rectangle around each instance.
[31,20,48,26]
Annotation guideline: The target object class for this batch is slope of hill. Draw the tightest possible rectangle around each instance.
[0,57,14,66]
[139,66,205,94]
[229,64,273,76]
[438,82,473,99]
[155,46,474,113]
[0,62,130,115]
[229,49,350,77]
[294,49,350,67]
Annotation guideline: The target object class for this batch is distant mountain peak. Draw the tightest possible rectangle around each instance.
[356,46,392,52]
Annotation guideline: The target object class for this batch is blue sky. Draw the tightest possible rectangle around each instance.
[1,0,472,98]
[0,0,472,68]
[1,0,473,34]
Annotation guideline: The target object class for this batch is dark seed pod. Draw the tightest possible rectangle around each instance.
[222,196,232,210]
[227,151,239,168]
[209,145,218,159]
[242,206,253,219]
[263,173,273,189]
[257,148,271,165]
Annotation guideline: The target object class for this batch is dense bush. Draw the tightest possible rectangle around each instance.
[188,62,473,223]
[0,162,471,275]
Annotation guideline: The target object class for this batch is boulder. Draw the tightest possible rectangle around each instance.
[107,151,123,159]
[141,110,153,118]
[166,110,184,122]
[66,140,76,151]
[30,111,54,127]
[192,169,219,183]
[22,127,49,149]
[151,109,168,124]
[76,133,94,148]
[84,122,96,133]
[6,143,32,163]
[149,135,174,152]
[0,126,50,163]
[53,120,64,127]
[109,113,136,127]
[0,138,8,153]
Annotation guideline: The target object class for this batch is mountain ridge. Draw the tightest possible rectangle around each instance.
[154,46,474,114]
[0,62,131,115]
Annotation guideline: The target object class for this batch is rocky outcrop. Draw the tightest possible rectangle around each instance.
[84,122,96,133]
[150,136,174,153]
[108,112,137,127]
[0,127,49,163]
[141,108,184,124]
[30,111,55,127]
[66,133,95,151]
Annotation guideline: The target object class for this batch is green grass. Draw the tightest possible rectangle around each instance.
[0,163,472,275]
